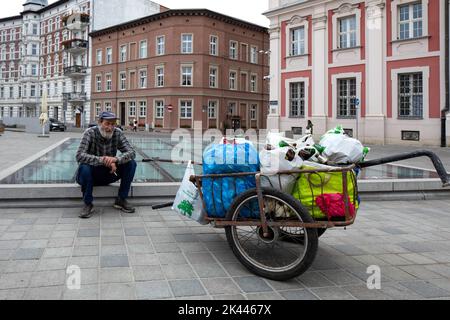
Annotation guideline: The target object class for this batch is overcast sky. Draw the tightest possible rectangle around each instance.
[0,0,270,27]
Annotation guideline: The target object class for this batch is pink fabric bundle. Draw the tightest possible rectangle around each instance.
[315,193,356,218]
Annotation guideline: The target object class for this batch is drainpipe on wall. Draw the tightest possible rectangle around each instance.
[442,0,450,147]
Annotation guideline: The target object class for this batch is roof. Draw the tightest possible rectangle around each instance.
[90,8,268,37]
[0,15,23,24]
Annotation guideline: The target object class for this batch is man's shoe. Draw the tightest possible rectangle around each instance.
[79,204,95,219]
[114,198,135,213]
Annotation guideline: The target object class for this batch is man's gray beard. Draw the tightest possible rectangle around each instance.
[99,127,114,140]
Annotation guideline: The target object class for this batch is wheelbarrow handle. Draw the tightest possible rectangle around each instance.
[358,150,450,187]
[152,202,174,210]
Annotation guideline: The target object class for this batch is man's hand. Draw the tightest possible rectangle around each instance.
[110,162,118,175]
[101,156,117,168]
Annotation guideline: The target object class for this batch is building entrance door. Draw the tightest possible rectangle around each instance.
[75,113,81,127]
[120,102,126,126]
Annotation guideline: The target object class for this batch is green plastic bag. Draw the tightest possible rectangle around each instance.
[292,164,359,219]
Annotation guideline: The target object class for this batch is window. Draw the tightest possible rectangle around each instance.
[128,101,136,116]
[30,85,36,97]
[155,100,164,119]
[0,87,3,98]
[31,64,37,76]
[96,50,102,65]
[209,66,218,88]
[139,101,147,117]
[95,103,102,116]
[139,40,147,59]
[31,44,37,56]
[250,104,257,120]
[250,75,257,92]
[398,73,423,118]
[48,39,52,53]
[106,47,112,64]
[229,41,238,59]
[181,34,193,54]
[120,45,127,62]
[338,16,357,49]
[250,46,258,63]
[156,36,165,55]
[291,27,305,55]
[105,102,112,112]
[180,100,192,119]
[156,66,164,87]
[48,19,53,33]
[398,2,423,40]
[9,87,13,99]
[120,72,126,90]
[337,78,357,118]
[229,102,237,116]
[208,100,217,119]
[229,71,237,90]
[96,75,102,92]
[32,24,38,35]
[18,86,22,98]
[210,35,218,56]
[290,82,305,118]
[139,70,147,89]
[181,66,193,86]
[106,74,112,91]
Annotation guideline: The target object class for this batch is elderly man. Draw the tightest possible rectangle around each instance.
[76,111,137,218]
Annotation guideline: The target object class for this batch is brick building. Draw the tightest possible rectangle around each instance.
[264,0,450,146]
[0,0,163,127]
[89,9,270,131]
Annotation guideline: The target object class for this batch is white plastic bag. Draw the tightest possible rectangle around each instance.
[172,161,208,225]
[266,131,297,148]
[319,134,364,164]
[260,147,303,193]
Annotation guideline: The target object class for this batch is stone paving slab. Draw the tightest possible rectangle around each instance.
[1,200,450,300]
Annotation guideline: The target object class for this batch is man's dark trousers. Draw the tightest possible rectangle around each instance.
[76,160,137,205]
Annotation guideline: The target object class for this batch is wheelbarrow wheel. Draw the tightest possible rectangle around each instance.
[225,188,318,281]
[279,227,326,244]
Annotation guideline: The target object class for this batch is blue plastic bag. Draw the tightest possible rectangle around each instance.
[202,143,260,218]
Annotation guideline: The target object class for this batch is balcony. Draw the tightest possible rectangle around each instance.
[62,39,88,55]
[62,12,90,31]
[64,92,87,104]
[64,65,87,78]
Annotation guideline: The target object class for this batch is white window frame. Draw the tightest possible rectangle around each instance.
[120,44,127,62]
[209,66,218,88]
[391,66,429,120]
[337,15,357,49]
[250,46,258,64]
[210,35,218,56]
[105,73,112,91]
[95,102,102,116]
[332,5,361,50]
[155,65,164,87]
[229,70,237,90]
[104,101,112,112]
[106,47,112,64]
[180,65,193,87]
[155,100,164,119]
[128,101,136,117]
[391,0,429,41]
[179,99,193,119]
[156,35,165,55]
[208,100,218,119]
[395,0,426,40]
[229,41,238,60]
[331,72,362,120]
[250,104,258,121]
[139,40,147,59]
[96,74,102,92]
[285,17,309,58]
[139,101,147,118]
[181,34,193,54]
[139,69,147,89]
[285,77,310,119]
[96,49,102,65]
[337,78,358,118]
[250,74,258,92]
[119,72,126,91]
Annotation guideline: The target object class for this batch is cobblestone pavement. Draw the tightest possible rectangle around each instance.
[1,200,450,300]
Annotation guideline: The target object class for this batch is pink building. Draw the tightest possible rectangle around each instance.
[264,0,449,146]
